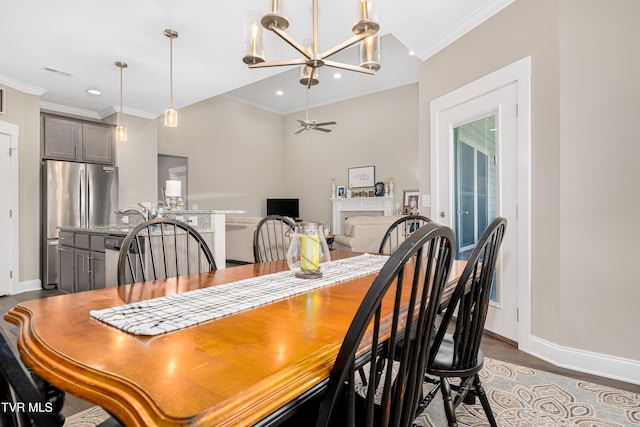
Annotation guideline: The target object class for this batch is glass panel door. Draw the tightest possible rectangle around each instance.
[453,116,496,262]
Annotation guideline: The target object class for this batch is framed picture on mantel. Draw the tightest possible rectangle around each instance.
[348,166,375,188]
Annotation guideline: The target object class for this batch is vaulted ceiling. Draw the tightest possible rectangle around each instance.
[0,0,515,118]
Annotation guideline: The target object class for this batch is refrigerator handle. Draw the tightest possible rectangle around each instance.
[80,167,86,227]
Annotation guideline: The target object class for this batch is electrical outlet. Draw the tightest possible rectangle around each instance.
[121,215,129,224]
[176,216,184,222]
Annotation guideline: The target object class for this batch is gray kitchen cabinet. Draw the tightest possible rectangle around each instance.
[58,231,107,293]
[42,115,82,161]
[58,245,75,294]
[91,251,106,289]
[74,249,91,293]
[82,122,114,164]
[42,114,115,165]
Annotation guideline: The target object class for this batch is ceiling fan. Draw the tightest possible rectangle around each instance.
[295,89,337,135]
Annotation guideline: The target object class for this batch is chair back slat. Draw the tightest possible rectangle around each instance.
[117,218,216,286]
[378,215,432,255]
[316,223,455,427]
[430,217,507,372]
[253,215,296,263]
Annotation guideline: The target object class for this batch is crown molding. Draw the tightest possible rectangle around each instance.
[39,102,101,120]
[99,105,158,120]
[0,74,47,96]
[417,0,516,61]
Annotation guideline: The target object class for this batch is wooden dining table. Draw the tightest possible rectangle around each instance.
[5,251,465,427]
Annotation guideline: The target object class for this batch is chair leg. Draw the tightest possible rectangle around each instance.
[473,374,497,427]
[439,378,458,427]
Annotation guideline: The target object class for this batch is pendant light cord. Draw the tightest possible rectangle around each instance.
[169,36,174,108]
[119,65,123,124]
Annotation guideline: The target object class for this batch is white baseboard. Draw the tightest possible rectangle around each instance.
[527,335,640,386]
[11,279,42,295]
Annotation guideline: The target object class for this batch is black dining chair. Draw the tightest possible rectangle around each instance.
[423,216,507,427]
[117,217,216,285]
[253,215,296,263]
[315,223,455,427]
[0,328,63,427]
[378,215,432,255]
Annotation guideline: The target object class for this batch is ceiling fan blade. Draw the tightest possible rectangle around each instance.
[314,127,332,133]
[314,121,337,126]
[294,128,306,135]
[297,119,307,125]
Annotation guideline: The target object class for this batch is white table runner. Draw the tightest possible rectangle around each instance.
[90,253,388,336]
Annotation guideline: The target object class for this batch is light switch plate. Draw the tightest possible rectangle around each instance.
[189,216,198,226]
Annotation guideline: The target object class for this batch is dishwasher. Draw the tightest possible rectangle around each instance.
[104,236,144,286]
[104,236,125,287]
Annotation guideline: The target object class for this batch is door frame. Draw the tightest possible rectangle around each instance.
[429,56,532,352]
[0,121,19,295]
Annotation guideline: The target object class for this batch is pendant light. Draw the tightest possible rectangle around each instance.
[164,29,179,128]
[114,61,127,142]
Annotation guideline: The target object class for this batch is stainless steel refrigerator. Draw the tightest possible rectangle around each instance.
[41,160,119,288]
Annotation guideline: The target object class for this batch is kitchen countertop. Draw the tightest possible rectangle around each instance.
[58,224,215,236]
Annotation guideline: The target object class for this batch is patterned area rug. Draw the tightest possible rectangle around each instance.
[415,358,640,426]
[61,358,640,426]
[64,406,111,427]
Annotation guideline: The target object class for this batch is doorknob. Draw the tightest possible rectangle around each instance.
[440,211,445,218]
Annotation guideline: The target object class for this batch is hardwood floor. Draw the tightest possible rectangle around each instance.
[2,287,638,420]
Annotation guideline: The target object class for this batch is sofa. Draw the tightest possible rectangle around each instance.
[333,215,402,253]
[225,216,263,264]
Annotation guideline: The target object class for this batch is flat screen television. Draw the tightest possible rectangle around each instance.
[267,198,299,219]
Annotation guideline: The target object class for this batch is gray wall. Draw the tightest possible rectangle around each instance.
[418,0,640,361]
[283,83,420,224]
[157,95,286,216]
[0,85,40,285]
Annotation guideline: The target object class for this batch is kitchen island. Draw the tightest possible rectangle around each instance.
[58,210,245,292]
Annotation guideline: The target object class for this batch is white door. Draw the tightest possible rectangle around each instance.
[433,83,519,342]
[0,121,19,296]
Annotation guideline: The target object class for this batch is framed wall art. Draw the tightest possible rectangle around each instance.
[403,190,419,211]
[348,166,375,188]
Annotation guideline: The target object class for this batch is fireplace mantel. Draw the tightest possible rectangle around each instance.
[331,197,395,235]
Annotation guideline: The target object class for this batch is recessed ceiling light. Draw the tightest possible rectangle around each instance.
[333,72,342,79]
[87,89,102,95]
[408,50,415,56]
[276,90,284,96]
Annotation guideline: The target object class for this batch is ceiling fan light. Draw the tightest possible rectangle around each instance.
[360,33,381,71]
[353,0,379,35]
[115,125,127,142]
[243,10,265,64]
[164,108,178,128]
